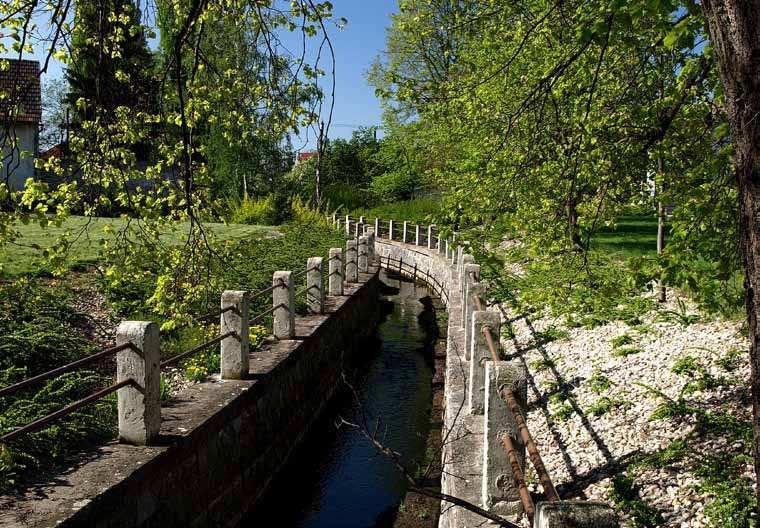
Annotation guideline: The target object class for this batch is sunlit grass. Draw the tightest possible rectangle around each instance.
[1,216,277,277]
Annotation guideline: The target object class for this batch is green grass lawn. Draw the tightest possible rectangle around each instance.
[1,216,277,277]
[592,215,659,259]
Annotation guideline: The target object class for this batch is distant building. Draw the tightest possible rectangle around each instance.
[0,59,41,191]
[296,150,317,165]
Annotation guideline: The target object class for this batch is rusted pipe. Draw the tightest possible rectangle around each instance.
[502,387,560,502]
[500,431,535,524]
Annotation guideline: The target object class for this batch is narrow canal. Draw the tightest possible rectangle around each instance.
[243,271,438,527]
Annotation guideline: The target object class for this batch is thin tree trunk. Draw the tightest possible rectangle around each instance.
[701,0,760,505]
[657,156,666,303]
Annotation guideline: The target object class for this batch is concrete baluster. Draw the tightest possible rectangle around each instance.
[116,321,161,445]
[328,248,344,295]
[366,228,376,263]
[469,310,500,414]
[220,291,249,379]
[462,262,481,332]
[533,502,618,528]
[359,215,365,224]
[389,220,394,240]
[345,215,351,236]
[415,225,421,246]
[346,239,358,283]
[306,257,324,314]
[273,271,295,339]
[482,360,527,515]
[402,221,409,243]
[460,256,476,297]
[374,217,380,239]
[358,236,369,273]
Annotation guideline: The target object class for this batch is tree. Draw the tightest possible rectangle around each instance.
[66,0,157,121]
[701,0,760,504]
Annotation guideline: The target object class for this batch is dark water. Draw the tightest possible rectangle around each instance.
[243,271,436,528]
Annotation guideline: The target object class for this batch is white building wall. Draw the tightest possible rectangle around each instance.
[1,123,38,191]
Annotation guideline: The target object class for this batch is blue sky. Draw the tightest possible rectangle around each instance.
[292,0,397,150]
[13,0,396,150]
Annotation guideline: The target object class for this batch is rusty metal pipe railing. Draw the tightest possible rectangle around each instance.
[160,331,236,369]
[0,342,137,398]
[502,387,560,502]
[467,268,560,507]
[1,378,136,443]
[500,431,536,523]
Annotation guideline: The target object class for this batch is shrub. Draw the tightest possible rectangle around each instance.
[370,170,421,203]
[230,195,280,225]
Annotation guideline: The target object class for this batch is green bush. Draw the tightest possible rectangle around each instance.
[230,195,280,225]
[0,281,116,491]
[370,170,421,203]
[350,197,441,224]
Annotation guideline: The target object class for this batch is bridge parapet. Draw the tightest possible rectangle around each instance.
[347,215,618,528]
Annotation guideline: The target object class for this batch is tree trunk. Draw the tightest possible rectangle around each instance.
[657,156,666,303]
[701,0,760,505]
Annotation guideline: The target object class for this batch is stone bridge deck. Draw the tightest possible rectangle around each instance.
[0,269,381,528]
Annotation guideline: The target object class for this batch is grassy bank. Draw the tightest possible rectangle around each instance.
[1,216,277,277]
[349,197,441,224]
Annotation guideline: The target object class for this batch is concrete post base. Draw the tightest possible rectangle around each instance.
[534,501,618,528]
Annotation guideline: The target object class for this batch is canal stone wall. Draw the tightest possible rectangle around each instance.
[375,238,489,527]
[0,267,381,528]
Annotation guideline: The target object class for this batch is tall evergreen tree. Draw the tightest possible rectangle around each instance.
[66,0,156,122]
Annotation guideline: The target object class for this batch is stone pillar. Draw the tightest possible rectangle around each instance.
[345,215,351,236]
[460,256,476,296]
[374,217,380,238]
[482,360,527,515]
[358,236,369,273]
[456,247,464,271]
[427,225,435,249]
[388,220,394,240]
[336,217,342,232]
[366,228,376,263]
[116,321,160,445]
[534,502,618,528]
[273,271,295,339]
[220,291,249,379]
[307,257,324,314]
[415,225,421,246]
[346,239,358,283]
[402,221,409,243]
[469,310,500,414]
[328,248,344,295]
[462,263,482,335]
[359,215,365,224]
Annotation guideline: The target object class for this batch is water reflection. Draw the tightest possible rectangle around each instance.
[243,271,436,528]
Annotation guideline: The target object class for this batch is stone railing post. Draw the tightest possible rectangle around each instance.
[355,221,364,239]
[358,236,369,273]
[462,262,482,332]
[427,225,435,249]
[456,247,464,270]
[469,310,500,414]
[273,271,295,339]
[388,219,394,240]
[116,321,160,445]
[402,221,409,243]
[328,248,344,295]
[460,256,476,295]
[366,228,376,263]
[415,224,421,246]
[359,215,365,224]
[346,239,358,282]
[220,291,249,379]
[345,215,351,236]
[374,217,380,238]
[482,360,527,515]
[306,257,324,314]
[534,502,618,528]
